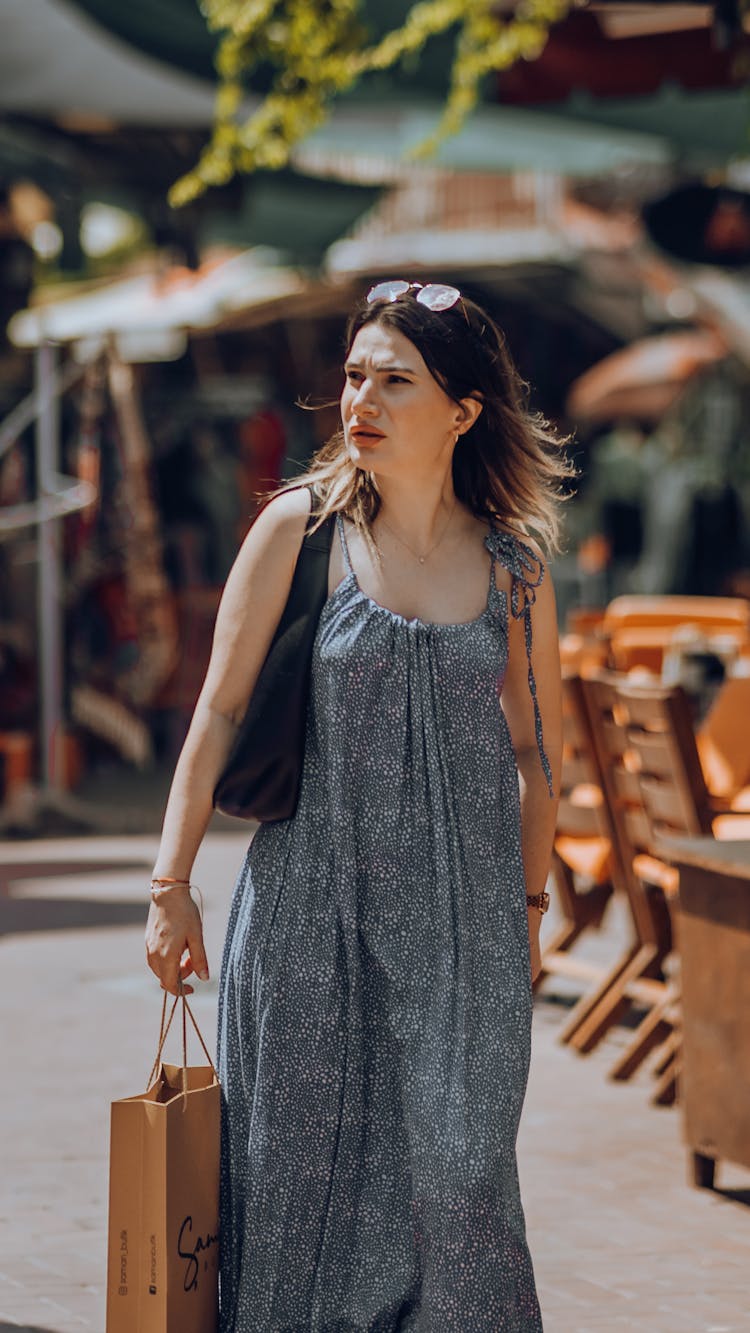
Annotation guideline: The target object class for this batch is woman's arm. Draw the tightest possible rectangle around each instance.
[146,486,313,996]
[499,554,562,981]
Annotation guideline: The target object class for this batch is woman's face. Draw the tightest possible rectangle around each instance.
[341,320,476,480]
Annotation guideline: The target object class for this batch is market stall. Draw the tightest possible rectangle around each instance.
[0,252,349,827]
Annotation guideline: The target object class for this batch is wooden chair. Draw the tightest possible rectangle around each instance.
[601,595,750,674]
[593,678,750,1100]
[563,673,680,1102]
[618,679,750,851]
[603,594,750,635]
[535,673,614,991]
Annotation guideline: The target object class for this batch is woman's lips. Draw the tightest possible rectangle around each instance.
[350,427,385,446]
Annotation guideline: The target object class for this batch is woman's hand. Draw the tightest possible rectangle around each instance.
[145,888,209,997]
[528,909,543,984]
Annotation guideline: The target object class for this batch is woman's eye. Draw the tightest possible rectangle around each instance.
[388,375,408,384]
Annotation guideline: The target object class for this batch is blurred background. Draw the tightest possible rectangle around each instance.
[2,0,750,833]
[3,11,750,1330]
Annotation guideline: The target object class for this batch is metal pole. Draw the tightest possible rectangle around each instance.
[0,358,84,463]
[35,340,63,791]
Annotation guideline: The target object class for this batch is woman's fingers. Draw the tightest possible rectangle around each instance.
[145,933,179,989]
[177,950,198,993]
[185,927,210,983]
[150,951,195,995]
[145,897,208,994]
[156,948,193,995]
[150,956,188,996]
[161,979,194,997]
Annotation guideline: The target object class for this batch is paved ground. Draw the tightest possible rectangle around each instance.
[1,830,748,1333]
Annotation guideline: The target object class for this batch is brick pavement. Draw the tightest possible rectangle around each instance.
[1,832,748,1333]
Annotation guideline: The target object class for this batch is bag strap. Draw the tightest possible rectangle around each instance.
[279,487,334,620]
[147,992,217,1092]
[300,486,335,554]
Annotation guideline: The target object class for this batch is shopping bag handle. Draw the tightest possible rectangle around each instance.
[147,991,217,1092]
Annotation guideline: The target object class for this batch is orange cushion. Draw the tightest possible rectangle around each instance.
[712,813,750,840]
[610,637,665,674]
[632,853,680,896]
[555,834,611,883]
[568,782,604,809]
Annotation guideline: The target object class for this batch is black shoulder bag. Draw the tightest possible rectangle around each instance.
[212,503,335,823]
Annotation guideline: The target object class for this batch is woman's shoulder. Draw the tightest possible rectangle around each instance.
[249,484,313,546]
[258,484,313,525]
[486,521,545,566]
[229,486,314,582]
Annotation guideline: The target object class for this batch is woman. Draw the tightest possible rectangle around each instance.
[146,280,567,1331]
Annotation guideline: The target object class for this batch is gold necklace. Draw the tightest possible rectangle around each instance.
[377,501,457,565]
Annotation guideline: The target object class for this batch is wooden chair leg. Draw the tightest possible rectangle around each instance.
[651,1028,681,1077]
[534,923,579,982]
[549,853,578,917]
[608,1004,674,1082]
[558,943,641,1046]
[651,1050,681,1107]
[584,878,614,929]
[691,1150,716,1189]
[534,865,612,993]
[539,916,583,960]
[545,862,612,954]
[533,952,603,995]
[563,944,663,1053]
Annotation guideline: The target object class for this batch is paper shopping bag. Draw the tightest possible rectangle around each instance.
[106,996,221,1333]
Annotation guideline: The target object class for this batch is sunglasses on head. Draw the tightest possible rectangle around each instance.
[366,279,462,312]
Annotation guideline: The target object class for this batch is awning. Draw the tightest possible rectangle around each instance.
[551,86,750,170]
[7,252,313,355]
[0,1,723,174]
[68,0,219,83]
[566,328,728,423]
[61,0,748,172]
[1,0,219,127]
[297,99,671,184]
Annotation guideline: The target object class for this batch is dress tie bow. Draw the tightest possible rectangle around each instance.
[484,529,554,798]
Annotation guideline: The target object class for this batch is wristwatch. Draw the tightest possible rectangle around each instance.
[526,891,550,914]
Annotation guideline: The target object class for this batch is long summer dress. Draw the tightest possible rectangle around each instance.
[217,516,553,1332]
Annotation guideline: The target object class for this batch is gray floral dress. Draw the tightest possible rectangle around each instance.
[217,516,552,1332]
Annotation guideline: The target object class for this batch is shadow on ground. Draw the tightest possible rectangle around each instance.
[535,987,654,1030]
[716,1185,750,1208]
[0,856,152,895]
[0,1324,67,1332]
[0,895,148,936]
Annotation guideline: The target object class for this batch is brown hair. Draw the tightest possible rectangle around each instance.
[274,288,574,554]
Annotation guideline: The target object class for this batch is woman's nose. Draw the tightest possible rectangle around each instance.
[352,380,379,415]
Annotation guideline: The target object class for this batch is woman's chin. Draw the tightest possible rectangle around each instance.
[348,440,388,471]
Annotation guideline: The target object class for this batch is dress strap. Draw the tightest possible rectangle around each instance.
[336,512,355,576]
[484,527,554,798]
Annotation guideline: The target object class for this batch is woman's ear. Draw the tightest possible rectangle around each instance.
[456,396,483,434]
